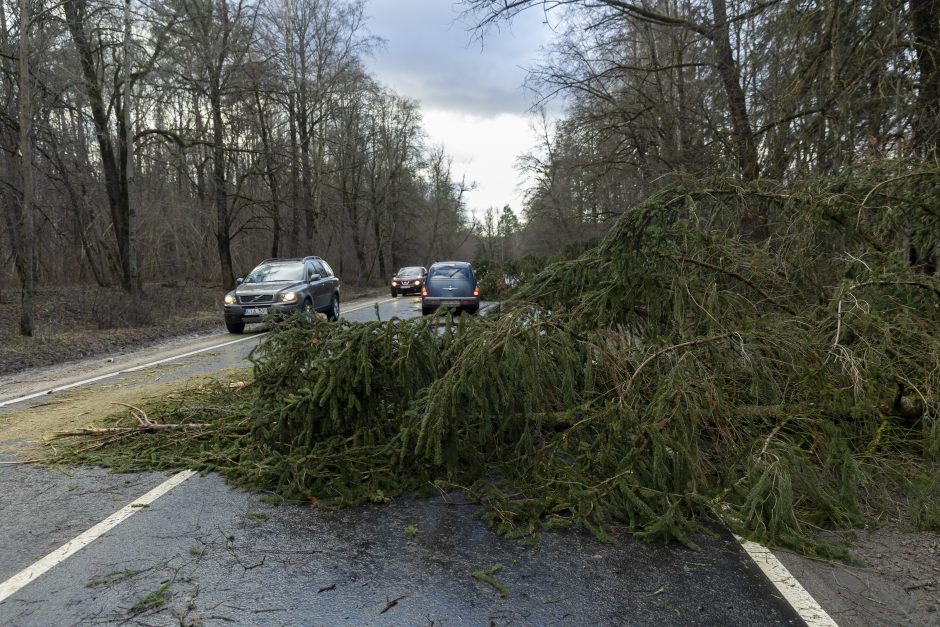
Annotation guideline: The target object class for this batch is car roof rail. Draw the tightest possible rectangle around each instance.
[257,256,324,264]
[258,257,299,264]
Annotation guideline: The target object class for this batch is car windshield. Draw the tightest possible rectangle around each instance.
[244,262,304,283]
[397,267,423,277]
[429,265,471,280]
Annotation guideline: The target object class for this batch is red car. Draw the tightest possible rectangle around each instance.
[390,266,428,297]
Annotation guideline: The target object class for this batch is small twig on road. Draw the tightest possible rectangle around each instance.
[112,402,153,427]
[379,595,406,614]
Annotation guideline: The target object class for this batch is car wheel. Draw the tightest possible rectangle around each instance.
[421,307,431,316]
[391,291,397,297]
[328,294,340,320]
[225,321,245,334]
[302,299,314,317]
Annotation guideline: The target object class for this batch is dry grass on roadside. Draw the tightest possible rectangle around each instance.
[0,283,224,376]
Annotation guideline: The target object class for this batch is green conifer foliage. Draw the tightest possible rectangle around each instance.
[60,164,940,556]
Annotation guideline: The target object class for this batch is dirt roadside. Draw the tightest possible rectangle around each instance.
[0,369,245,460]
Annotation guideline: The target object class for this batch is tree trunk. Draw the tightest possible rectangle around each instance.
[211,81,234,288]
[709,0,759,182]
[17,0,33,336]
[254,91,281,257]
[297,37,317,252]
[911,0,940,156]
[287,93,301,256]
[710,0,764,237]
[284,2,300,257]
[64,0,135,292]
[123,0,141,296]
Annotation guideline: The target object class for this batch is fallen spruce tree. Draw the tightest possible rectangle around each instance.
[58,164,940,557]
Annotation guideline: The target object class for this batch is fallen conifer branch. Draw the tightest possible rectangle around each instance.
[48,422,213,439]
[48,166,940,558]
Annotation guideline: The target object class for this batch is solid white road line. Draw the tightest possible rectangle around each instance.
[0,470,196,604]
[0,335,260,409]
[737,537,839,626]
[0,296,395,410]
[344,297,394,314]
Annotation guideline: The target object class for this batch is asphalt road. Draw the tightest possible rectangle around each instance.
[0,294,808,626]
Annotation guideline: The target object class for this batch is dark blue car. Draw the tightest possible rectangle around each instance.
[421,261,480,316]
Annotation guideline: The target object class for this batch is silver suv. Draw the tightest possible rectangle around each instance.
[223,257,340,333]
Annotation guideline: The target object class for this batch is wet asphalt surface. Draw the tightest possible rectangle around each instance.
[0,296,804,626]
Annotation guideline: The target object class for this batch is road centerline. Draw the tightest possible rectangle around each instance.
[0,470,196,605]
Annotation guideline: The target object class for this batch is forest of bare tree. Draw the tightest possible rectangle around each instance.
[2,0,938,337]
[470,0,939,255]
[1,0,475,335]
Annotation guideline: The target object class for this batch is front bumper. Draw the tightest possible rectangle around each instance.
[392,282,423,294]
[224,301,302,324]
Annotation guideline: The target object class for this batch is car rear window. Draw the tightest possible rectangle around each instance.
[429,265,472,280]
[245,262,304,283]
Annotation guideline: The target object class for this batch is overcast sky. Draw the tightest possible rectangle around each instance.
[363,0,556,219]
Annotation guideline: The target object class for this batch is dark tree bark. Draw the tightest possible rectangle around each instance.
[210,75,234,288]
[17,0,33,336]
[63,0,137,293]
[254,92,281,258]
[911,0,940,156]
[709,0,759,183]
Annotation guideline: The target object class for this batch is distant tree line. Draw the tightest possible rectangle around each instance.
[467,0,940,257]
[1,0,474,334]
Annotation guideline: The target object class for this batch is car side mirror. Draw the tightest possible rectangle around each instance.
[235,277,243,285]
[310,273,322,282]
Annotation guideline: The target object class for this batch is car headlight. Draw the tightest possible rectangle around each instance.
[392,281,398,286]
[224,293,237,305]
[277,292,298,303]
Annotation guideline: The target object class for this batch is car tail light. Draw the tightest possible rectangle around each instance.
[473,286,480,297]
[421,287,427,296]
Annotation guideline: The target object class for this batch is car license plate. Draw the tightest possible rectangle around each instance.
[440,300,460,306]
[244,307,267,316]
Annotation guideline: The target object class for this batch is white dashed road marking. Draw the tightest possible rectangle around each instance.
[0,470,196,604]
[0,297,398,603]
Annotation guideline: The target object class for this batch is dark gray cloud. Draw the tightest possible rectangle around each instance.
[365,0,551,116]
